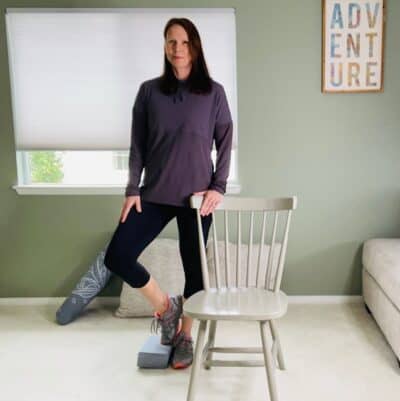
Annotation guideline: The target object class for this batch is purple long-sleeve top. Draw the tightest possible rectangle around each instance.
[125,77,233,207]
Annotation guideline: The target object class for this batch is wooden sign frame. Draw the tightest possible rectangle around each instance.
[322,0,386,93]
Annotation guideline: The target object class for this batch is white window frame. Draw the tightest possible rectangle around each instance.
[13,150,241,195]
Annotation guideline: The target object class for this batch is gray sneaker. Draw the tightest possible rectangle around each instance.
[171,331,193,369]
[151,295,183,345]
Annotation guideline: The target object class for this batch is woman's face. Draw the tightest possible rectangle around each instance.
[164,24,193,72]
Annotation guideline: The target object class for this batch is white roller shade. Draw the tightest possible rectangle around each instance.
[6,8,238,150]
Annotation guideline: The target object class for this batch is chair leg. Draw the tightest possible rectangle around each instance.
[260,321,279,401]
[269,320,286,370]
[186,320,207,401]
[205,320,217,370]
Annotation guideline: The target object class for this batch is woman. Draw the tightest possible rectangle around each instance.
[104,17,233,369]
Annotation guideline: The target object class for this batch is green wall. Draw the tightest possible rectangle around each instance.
[1,0,399,297]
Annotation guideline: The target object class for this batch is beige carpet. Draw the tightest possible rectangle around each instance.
[0,300,399,401]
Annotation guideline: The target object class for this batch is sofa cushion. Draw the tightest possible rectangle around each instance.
[207,241,281,289]
[362,239,400,310]
[115,238,185,318]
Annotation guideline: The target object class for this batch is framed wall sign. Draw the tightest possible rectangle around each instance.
[322,0,386,93]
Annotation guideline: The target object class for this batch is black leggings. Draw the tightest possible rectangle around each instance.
[104,200,212,299]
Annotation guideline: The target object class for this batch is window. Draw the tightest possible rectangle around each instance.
[112,151,129,171]
[6,8,240,195]
[17,149,239,193]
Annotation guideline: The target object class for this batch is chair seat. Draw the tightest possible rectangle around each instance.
[183,287,288,321]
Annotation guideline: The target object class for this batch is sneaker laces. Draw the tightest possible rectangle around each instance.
[150,314,161,335]
[150,296,170,335]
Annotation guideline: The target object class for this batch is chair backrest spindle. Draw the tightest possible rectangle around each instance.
[189,196,297,293]
[211,212,221,289]
[273,210,293,292]
[224,210,231,288]
[256,211,267,287]
[265,212,278,290]
[195,209,210,290]
[246,211,254,287]
[236,210,241,287]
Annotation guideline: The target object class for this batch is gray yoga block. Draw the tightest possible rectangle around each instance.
[137,335,173,369]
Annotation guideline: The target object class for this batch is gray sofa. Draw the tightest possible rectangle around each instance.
[362,239,400,366]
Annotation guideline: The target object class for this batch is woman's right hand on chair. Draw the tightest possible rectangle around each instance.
[120,195,142,223]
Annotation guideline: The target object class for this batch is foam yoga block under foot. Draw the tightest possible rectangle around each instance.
[137,335,173,369]
[56,246,112,325]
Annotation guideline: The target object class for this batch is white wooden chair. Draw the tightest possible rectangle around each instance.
[184,195,298,401]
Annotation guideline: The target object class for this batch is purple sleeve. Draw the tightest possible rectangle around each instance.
[208,86,233,195]
[125,83,147,197]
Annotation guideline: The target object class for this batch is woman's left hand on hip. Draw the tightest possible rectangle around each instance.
[193,190,223,216]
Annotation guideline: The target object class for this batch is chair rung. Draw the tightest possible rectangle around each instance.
[208,347,263,354]
[202,340,213,360]
[205,359,265,368]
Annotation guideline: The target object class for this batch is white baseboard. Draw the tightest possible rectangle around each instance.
[288,295,362,304]
[0,295,363,306]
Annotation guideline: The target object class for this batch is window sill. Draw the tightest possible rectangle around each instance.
[13,183,242,195]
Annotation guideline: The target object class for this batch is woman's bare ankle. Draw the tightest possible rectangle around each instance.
[155,294,169,316]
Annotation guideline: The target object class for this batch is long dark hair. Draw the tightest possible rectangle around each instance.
[159,18,212,95]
